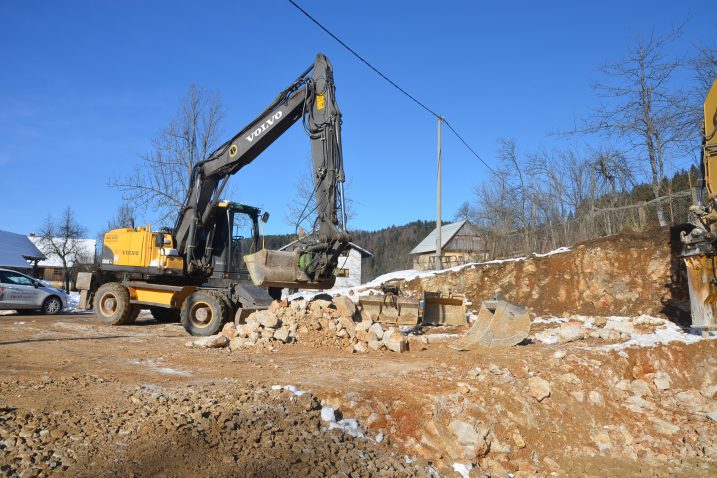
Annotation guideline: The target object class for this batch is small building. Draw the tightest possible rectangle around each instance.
[279,236,373,290]
[0,230,46,273]
[28,236,97,288]
[410,220,488,271]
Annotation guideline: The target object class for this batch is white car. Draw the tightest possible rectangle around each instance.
[0,268,68,314]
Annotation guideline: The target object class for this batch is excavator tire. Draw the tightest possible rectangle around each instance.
[150,306,181,323]
[94,282,137,326]
[181,289,228,337]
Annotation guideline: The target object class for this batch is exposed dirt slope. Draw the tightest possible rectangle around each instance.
[405,227,689,321]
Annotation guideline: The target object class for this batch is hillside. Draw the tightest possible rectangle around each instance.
[264,220,435,282]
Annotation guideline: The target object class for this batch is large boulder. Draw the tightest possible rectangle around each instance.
[332,296,357,318]
[383,328,408,353]
[193,334,229,349]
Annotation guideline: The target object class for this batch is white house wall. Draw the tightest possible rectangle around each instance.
[334,248,362,288]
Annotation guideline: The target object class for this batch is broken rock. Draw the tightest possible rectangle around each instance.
[558,323,585,343]
[652,418,679,436]
[193,334,229,349]
[528,376,551,402]
[332,296,357,318]
[382,328,408,353]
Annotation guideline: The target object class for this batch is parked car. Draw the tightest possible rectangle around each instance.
[0,268,67,315]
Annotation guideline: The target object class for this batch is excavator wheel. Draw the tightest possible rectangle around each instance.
[150,306,180,323]
[181,289,228,336]
[94,282,139,326]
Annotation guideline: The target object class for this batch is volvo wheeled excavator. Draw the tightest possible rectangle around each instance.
[680,78,717,333]
[76,53,351,336]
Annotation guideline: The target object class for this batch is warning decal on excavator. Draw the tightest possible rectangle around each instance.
[316,94,325,110]
[229,144,238,157]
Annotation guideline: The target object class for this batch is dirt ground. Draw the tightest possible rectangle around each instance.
[1,309,716,477]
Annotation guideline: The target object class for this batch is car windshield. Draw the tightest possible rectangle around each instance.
[0,271,35,286]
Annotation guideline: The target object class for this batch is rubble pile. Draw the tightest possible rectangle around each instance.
[0,376,432,477]
[188,295,410,354]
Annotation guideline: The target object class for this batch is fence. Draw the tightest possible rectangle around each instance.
[484,189,695,259]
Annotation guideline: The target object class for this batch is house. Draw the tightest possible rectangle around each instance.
[410,220,488,271]
[278,236,373,290]
[28,236,97,287]
[0,230,46,273]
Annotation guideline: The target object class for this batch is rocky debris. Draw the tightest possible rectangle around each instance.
[558,323,585,343]
[0,377,431,477]
[528,376,551,402]
[221,298,408,354]
[189,334,229,348]
[652,418,680,435]
[653,371,672,390]
[332,295,357,318]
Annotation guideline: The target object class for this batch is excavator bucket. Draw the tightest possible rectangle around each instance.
[359,293,421,325]
[244,249,335,290]
[422,292,467,326]
[450,297,530,350]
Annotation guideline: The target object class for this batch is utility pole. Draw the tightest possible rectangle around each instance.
[436,115,443,270]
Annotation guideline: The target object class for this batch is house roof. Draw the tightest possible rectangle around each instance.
[0,230,46,268]
[28,237,97,268]
[410,220,470,255]
[278,235,373,258]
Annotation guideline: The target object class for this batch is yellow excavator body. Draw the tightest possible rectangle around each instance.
[101,226,183,274]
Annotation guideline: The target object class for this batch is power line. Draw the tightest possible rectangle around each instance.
[287,0,439,118]
[287,0,500,178]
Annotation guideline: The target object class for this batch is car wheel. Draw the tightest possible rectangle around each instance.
[41,296,63,315]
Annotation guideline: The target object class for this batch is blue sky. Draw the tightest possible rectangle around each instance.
[0,1,713,237]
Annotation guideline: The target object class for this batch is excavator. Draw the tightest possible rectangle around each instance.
[76,53,351,336]
[681,78,717,333]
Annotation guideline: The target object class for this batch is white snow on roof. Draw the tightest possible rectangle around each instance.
[28,237,97,267]
[410,220,468,255]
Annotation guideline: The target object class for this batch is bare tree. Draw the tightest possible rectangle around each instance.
[693,42,717,99]
[576,27,694,225]
[453,201,474,222]
[106,203,136,231]
[110,85,224,226]
[37,207,88,293]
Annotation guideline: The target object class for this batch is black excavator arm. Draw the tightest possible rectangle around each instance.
[173,53,350,288]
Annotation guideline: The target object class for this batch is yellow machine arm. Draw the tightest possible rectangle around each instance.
[681,79,717,332]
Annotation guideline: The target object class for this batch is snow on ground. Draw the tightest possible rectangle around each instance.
[288,246,571,302]
[531,314,716,350]
[452,463,473,478]
[67,292,80,310]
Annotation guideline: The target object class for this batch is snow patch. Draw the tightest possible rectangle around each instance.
[289,246,570,301]
[600,317,709,351]
[452,463,473,478]
[271,384,306,396]
[533,246,571,257]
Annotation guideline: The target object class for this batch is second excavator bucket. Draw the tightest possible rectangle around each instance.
[244,249,335,290]
[359,293,421,325]
[422,291,467,326]
[450,296,530,350]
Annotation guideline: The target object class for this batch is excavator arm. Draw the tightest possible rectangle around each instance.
[174,53,350,287]
[681,79,717,331]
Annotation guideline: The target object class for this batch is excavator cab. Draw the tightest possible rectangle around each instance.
[210,201,262,280]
